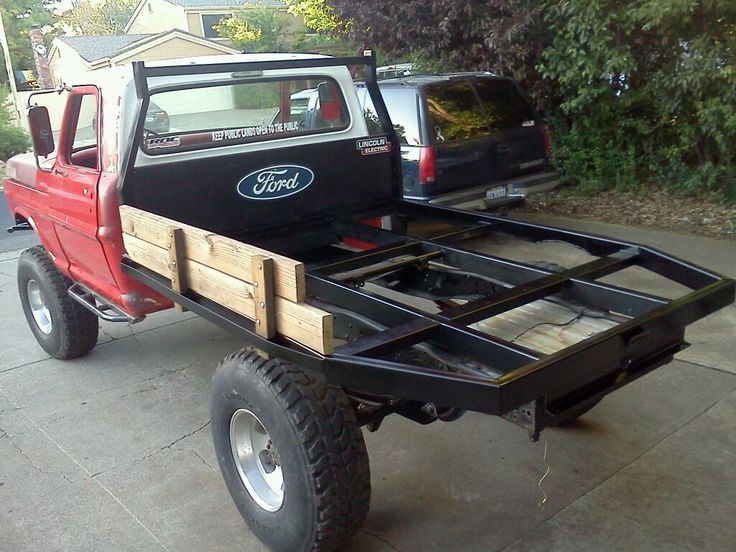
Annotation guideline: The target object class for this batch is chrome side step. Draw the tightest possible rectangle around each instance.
[67,283,144,323]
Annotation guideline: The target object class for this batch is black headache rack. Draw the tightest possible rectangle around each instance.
[120,56,734,440]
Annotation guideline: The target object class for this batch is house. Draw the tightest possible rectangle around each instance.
[47,28,239,85]
[124,0,294,39]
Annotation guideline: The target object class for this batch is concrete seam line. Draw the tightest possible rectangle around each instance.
[0,385,173,552]
[0,248,24,263]
[675,357,736,377]
[93,315,199,348]
[0,356,52,375]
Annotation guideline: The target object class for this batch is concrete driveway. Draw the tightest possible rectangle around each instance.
[1,215,734,552]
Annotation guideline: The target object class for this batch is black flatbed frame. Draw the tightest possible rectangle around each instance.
[120,54,734,438]
[122,202,734,436]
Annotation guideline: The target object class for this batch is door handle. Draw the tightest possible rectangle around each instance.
[53,168,68,177]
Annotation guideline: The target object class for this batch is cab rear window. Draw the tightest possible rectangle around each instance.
[141,77,349,154]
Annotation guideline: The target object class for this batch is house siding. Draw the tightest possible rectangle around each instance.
[112,36,230,65]
[127,0,188,34]
[48,41,93,86]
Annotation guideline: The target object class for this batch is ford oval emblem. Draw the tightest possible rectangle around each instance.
[237,165,314,200]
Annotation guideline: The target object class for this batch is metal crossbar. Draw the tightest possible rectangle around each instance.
[307,216,683,370]
[323,218,667,314]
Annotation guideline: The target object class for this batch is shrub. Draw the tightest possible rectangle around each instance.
[0,124,30,161]
[0,86,30,161]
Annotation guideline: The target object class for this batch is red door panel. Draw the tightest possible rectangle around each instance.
[49,87,116,289]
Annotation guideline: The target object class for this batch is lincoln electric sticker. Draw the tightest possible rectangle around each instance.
[356,136,392,156]
[237,165,315,200]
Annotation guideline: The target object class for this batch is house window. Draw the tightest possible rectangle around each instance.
[201,14,229,38]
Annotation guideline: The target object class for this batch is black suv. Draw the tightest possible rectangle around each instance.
[357,74,558,209]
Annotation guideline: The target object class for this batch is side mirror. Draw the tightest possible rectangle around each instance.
[28,105,55,157]
[317,81,341,122]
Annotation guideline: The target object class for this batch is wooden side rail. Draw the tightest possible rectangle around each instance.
[120,205,305,302]
[120,205,332,354]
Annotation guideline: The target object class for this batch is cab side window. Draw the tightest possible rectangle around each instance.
[67,94,98,169]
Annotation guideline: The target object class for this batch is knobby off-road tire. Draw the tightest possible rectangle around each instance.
[17,245,98,359]
[210,349,371,552]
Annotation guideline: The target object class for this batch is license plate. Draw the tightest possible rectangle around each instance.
[485,186,507,200]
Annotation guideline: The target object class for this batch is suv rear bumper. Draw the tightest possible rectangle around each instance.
[407,171,559,210]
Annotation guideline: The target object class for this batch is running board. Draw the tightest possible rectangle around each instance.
[67,283,144,323]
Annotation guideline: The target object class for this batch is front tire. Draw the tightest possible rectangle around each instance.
[17,245,99,360]
[210,349,371,552]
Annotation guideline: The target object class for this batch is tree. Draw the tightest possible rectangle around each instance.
[216,4,289,52]
[325,0,552,103]
[60,0,138,35]
[284,0,345,33]
[539,0,736,196]
[0,0,58,75]
[0,86,29,160]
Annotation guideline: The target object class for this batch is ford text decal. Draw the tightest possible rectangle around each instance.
[237,165,315,200]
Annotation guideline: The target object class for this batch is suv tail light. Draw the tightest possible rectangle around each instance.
[543,127,551,159]
[418,146,436,185]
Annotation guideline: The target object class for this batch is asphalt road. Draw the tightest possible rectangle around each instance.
[1,215,735,552]
[0,192,39,253]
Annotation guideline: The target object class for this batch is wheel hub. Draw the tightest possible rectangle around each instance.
[229,408,284,512]
[27,279,53,335]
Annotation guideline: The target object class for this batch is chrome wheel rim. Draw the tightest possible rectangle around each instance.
[229,408,284,512]
[27,279,53,335]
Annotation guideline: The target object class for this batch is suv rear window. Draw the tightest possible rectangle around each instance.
[142,77,349,154]
[473,78,536,132]
[424,81,489,143]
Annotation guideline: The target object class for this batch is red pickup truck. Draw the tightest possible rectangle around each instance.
[4,53,734,552]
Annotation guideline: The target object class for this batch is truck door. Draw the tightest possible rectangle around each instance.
[48,87,115,288]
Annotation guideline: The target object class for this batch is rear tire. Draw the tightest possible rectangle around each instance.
[17,246,98,359]
[210,349,371,552]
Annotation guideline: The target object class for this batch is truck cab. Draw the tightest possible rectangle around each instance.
[4,53,369,321]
